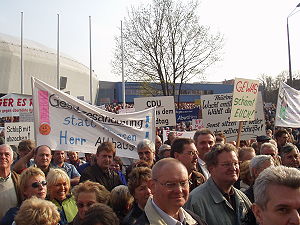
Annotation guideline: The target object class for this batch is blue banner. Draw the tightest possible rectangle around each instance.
[176,108,199,123]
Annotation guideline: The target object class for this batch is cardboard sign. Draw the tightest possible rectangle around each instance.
[32,78,156,159]
[0,93,33,117]
[4,122,35,145]
[201,92,265,141]
[162,129,195,142]
[134,96,176,127]
[230,78,259,121]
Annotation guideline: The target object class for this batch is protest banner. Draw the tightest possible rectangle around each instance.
[275,82,300,127]
[0,93,33,117]
[4,122,35,145]
[230,78,259,122]
[32,77,156,159]
[118,108,135,114]
[176,108,199,123]
[201,92,265,142]
[162,130,195,142]
[192,119,204,130]
[134,96,176,127]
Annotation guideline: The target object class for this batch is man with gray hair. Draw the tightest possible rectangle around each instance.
[0,144,21,220]
[137,139,156,167]
[252,166,300,225]
[244,155,274,203]
[260,142,281,166]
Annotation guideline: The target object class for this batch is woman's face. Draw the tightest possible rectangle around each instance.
[23,175,47,199]
[134,180,151,209]
[48,178,69,201]
[77,191,97,219]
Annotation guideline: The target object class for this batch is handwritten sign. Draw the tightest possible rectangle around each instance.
[134,96,176,127]
[230,78,259,121]
[201,92,265,142]
[4,122,35,145]
[32,78,156,159]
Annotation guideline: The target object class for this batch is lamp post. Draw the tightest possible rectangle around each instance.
[287,3,300,87]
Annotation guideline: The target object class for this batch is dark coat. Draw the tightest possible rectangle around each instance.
[121,203,143,225]
[79,165,122,191]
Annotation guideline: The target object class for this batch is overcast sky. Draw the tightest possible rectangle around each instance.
[1,0,300,83]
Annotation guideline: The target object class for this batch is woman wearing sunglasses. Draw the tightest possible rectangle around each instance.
[47,169,78,224]
[1,167,47,225]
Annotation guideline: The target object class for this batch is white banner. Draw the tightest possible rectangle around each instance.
[230,78,259,121]
[201,92,265,142]
[0,93,33,117]
[162,130,195,143]
[275,82,300,128]
[134,96,176,127]
[32,78,156,159]
[4,122,35,145]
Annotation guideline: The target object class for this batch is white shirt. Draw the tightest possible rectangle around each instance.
[198,158,210,179]
[151,199,186,225]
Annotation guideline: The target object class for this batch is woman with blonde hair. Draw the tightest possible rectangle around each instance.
[1,167,47,225]
[47,168,77,224]
[70,180,110,225]
[14,196,60,225]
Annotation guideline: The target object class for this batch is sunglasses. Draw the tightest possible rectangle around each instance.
[31,180,47,188]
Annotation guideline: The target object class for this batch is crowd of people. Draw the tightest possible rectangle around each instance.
[0,123,300,225]
[1,100,300,225]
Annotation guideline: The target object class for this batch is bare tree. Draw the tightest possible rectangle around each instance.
[112,0,224,100]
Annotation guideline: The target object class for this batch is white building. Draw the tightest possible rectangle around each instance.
[0,33,98,104]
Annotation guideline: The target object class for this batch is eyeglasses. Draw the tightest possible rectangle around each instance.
[153,179,189,190]
[31,180,47,188]
[217,162,239,168]
[184,151,198,156]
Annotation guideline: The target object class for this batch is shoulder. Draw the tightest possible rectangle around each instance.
[133,212,149,225]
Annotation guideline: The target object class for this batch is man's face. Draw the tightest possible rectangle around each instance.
[210,151,239,186]
[150,163,189,215]
[282,149,300,168]
[68,152,78,162]
[195,134,215,159]
[0,146,13,170]
[277,134,289,147]
[34,146,52,169]
[53,151,66,164]
[96,150,114,170]
[253,185,300,225]
[174,143,198,174]
[155,136,162,151]
[138,147,155,165]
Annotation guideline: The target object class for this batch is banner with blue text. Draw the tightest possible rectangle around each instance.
[32,77,156,159]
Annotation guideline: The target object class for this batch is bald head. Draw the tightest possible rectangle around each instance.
[152,158,187,180]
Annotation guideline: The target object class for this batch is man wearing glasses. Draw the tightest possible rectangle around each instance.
[134,158,206,225]
[171,138,205,191]
[185,143,251,225]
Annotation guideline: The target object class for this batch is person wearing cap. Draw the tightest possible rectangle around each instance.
[158,144,171,160]
[255,135,271,154]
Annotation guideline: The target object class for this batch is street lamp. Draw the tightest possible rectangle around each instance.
[287,3,300,87]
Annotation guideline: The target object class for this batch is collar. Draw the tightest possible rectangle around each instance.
[151,199,184,225]
[0,172,11,182]
[208,177,235,204]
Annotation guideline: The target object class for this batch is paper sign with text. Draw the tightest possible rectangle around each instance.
[201,92,265,142]
[162,130,195,142]
[192,119,204,130]
[5,122,35,145]
[32,78,156,159]
[230,78,259,121]
[0,93,33,117]
[134,96,176,127]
